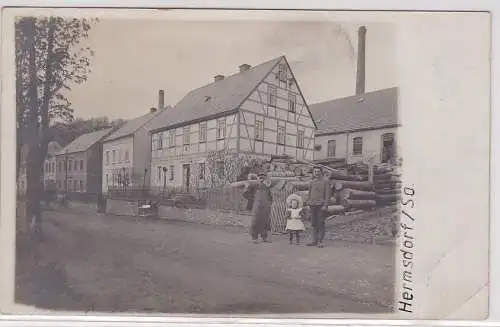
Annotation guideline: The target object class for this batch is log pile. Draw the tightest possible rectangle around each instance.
[229,154,402,216]
[344,162,402,207]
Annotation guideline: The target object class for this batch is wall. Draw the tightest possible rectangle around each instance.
[55,151,87,192]
[133,123,154,188]
[43,156,57,184]
[106,198,251,227]
[238,58,316,161]
[102,135,134,192]
[87,143,104,194]
[150,114,237,188]
[314,126,399,164]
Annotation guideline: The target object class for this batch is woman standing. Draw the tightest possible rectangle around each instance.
[250,173,273,243]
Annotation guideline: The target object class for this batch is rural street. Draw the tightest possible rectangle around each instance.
[16,210,395,314]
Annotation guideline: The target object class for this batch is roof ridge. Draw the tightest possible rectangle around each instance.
[311,87,399,107]
[181,56,284,98]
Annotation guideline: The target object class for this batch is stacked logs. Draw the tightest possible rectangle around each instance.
[230,157,401,216]
[345,162,402,207]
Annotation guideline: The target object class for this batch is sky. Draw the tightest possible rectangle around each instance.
[65,12,397,120]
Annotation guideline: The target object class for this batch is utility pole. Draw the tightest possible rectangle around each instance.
[63,148,68,208]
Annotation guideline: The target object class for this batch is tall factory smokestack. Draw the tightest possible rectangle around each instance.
[158,89,165,110]
[356,26,367,95]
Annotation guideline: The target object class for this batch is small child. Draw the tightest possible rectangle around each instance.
[285,194,306,245]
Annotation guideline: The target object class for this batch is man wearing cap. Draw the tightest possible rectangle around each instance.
[306,166,331,248]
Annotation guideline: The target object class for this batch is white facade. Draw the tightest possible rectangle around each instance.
[150,114,237,189]
[43,141,62,189]
[102,135,134,191]
[314,126,398,164]
[150,57,316,190]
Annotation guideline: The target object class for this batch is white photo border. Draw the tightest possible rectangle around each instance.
[0,0,498,326]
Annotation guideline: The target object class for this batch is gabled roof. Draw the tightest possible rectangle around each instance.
[46,141,62,157]
[309,87,399,135]
[103,107,171,142]
[148,56,283,132]
[57,128,113,155]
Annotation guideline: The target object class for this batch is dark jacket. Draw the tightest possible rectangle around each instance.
[307,178,331,206]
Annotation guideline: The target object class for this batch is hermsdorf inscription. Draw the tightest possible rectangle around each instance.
[399,186,415,314]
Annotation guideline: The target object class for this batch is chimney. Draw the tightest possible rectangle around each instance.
[150,107,157,113]
[158,89,165,110]
[214,74,225,82]
[356,26,367,95]
[239,64,251,73]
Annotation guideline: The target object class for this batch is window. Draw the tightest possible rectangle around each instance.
[278,63,287,82]
[288,93,296,112]
[277,125,286,145]
[381,133,396,163]
[73,180,78,191]
[168,130,176,148]
[199,163,205,180]
[157,166,162,182]
[106,151,110,165]
[327,140,336,157]
[216,161,225,179]
[68,160,72,172]
[217,118,226,139]
[80,160,84,170]
[58,162,62,172]
[118,150,122,163]
[255,119,264,141]
[74,160,77,171]
[199,122,207,143]
[267,85,277,107]
[297,130,305,148]
[169,165,174,181]
[183,126,191,145]
[112,150,116,163]
[125,150,129,162]
[157,134,163,150]
[52,162,55,172]
[353,137,363,155]
[80,180,84,192]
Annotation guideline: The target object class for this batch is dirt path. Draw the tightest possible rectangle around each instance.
[16,211,395,314]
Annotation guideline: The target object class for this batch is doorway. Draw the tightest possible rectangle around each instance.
[381,133,396,164]
[182,164,190,192]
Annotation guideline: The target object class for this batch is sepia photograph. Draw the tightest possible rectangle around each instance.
[0,7,491,321]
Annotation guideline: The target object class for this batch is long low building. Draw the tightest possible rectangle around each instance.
[56,128,114,194]
[310,87,399,165]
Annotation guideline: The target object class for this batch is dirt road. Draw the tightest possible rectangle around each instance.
[16,211,395,314]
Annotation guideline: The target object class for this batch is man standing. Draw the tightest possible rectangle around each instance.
[306,166,331,248]
[250,173,273,243]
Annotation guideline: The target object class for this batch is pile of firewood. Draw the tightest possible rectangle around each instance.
[229,155,401,217]
[347,162,402,207]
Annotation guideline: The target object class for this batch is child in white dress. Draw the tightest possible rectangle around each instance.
[285,194,306,245]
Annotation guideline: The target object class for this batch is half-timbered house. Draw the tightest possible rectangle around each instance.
[148,56,316,191]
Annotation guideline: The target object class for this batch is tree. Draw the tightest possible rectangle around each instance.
[51,116,126,145]
[16,16,97,235]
